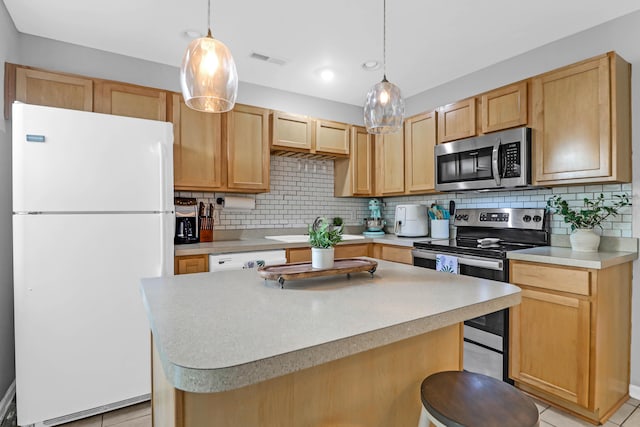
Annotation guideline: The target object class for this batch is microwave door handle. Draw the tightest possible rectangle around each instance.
[492,137,501,186]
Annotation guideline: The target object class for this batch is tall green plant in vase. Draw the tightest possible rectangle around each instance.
[308,217,343,269]
[546,193,631,252]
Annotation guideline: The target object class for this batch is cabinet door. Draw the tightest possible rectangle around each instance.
[510,288,591,407]
[372,244,413,265]
[437,98,476,143]
[170,94,224,191]
[226,104,270,191]
[532,55,611,184]
[315,119,350,155]
[375,132,404,195]
[15,67,93,113]
[404,111,436,193]
[481,81,527,133]
[352,126,374,195]
[271,111,312,151]
[175,255,209,275]
[95,81,167,121]
[335,244,369,259]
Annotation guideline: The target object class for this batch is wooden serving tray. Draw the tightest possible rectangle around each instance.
[258,258,378,289]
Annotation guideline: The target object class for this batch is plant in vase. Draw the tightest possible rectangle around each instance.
[308,216,343,269]
[546,193,631,252]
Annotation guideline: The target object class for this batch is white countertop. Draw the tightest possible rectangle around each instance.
[174,233,420,256]
[141,259,520,393]
[507,246,638,269]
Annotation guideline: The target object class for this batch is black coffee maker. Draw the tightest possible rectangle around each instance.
[174,197,199,245]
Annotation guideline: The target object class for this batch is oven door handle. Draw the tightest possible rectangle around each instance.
[492,137,501,186]
[412,250,504,271]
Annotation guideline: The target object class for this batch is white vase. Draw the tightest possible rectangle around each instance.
[569,228,601,252]
[311,247,334,269]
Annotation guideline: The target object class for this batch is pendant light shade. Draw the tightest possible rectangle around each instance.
[364,76,404,134]
[180,1,238,113]
[364,0,404,134]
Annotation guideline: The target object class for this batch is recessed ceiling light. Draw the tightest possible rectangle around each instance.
[184,30,202,39]
[362,60,381,71]
[320,69,335,82]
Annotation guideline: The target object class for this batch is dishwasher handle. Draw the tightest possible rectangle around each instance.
[412,250,504,271]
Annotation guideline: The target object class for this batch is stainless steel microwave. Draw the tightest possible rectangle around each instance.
[434,127,531,192]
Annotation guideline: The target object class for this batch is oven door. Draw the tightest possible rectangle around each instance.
[411,249,507,282]
[412,248,511,383]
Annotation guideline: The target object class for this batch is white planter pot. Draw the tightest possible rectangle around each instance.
[570,228,601,252]
[311,247,334,269]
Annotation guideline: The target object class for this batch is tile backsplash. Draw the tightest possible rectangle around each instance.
[176,156,632,237]
[382,184,633,237]
[175,156,370,230]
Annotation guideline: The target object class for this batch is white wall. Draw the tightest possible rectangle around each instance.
[0,0,18,405]
[405,10,640,395]
[16,35,364,125]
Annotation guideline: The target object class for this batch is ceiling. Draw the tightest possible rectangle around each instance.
[4,0,640,106]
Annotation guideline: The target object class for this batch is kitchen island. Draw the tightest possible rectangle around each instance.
[141,259,521,427]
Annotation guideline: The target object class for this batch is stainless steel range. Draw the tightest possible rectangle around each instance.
[412,207,550,382]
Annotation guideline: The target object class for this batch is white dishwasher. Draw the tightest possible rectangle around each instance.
[209,250,287,272]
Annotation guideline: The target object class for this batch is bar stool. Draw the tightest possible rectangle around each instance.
[418,371,539,427]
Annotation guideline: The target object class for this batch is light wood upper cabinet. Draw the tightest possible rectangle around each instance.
[315,119,350,155]
[509,260,632,424]
[404,111,437,194]
[375,131,404,195]
[481,81,528,133]
[532,52,631,185]
[170,94,224,191]
[226,104,270,191]
[94,81,167,121]
[437,98,476,143]
[14,66,93,113]
[271,111,313,151]
[334,126,374,197]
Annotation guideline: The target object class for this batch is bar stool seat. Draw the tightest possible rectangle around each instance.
[419,371,539,427]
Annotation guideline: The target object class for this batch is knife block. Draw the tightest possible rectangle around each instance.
[200,229,213,242]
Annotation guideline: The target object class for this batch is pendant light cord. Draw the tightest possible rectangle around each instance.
[383,0,387,81]
[207,0,212,38]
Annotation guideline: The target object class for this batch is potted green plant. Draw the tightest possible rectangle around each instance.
[546,193,631,252]
[308,216,343,269]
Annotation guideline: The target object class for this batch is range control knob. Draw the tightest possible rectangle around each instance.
[463,214,469,221]
[533,215,543,222]
[522,215,532,222]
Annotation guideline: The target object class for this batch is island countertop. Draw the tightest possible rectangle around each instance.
[141,259,521,393]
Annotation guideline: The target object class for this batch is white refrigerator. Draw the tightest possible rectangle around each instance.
[12,103,174,426]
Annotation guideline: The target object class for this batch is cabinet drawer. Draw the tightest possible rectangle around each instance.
[175,255,209,275]
[510,262,591,295]
[335,243,370,259]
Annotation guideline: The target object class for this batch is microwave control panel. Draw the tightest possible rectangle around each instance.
[502,142,521,178]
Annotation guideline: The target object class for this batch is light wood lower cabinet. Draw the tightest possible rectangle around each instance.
[509,260,631,424]
[286,243,370,264]
[175,255,209,275]
[371,244,413,265]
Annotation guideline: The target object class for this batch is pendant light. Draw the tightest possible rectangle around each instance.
[364,0,404,134]
[180,0,238,113]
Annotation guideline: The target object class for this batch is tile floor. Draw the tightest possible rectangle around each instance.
[535,396,640,427]
[2,395,640,426]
